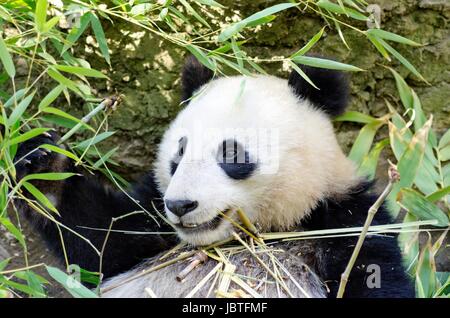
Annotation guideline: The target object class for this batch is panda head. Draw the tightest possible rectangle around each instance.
[154,56,360,246]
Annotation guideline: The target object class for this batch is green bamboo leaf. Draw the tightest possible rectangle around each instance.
[74,131,115,150]
[89,13,110,65]
[0,217,25,249]
[179,0,210,28]
[8,92,35,126]
[39,144,80,162]
[185,45,216,71]
[0,258,10,272]
[398,189,449,227]
[130,3,153,15]
[439,128,450,149]
[367,29,421,47]
[218,3,297,42]
[396,117,432,188]
[194,0,225,8]
[42,107,94,132]
[8,128,50,146]
[358,139,389,179]
[38,84,64,110]
[317,0,368,21]
[387,67,413,109]
[440,145,450,161]
[62,13,91,53]
[43,16,60,33]
[333,111,377,124]
[21,270,47,298]
[47,68,82,96]
[93,146,119,169]
[4,89,26,108]
[22,181,58,213]
[231,38,244,69]
[0,276,41,297]
[35,0,48,33]
[22,172,77,183]
[378,38,426,82]
[291,26,326,58]
[291,55,364,72]
[366,34,391,61]
[45,266,98,298]
[0,33,15,78]
[245,15,277,27]
[348,120,384,165]
[415,239,437,298]
[289,61,319,90]
[426,186,450,203]
[54,65,107,78]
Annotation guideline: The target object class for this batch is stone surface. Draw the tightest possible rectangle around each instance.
[54,0,449,179]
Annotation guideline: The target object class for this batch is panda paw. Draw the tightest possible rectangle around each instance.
[14,131,63,180]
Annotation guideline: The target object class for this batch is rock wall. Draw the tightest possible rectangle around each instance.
[74,0,449,178]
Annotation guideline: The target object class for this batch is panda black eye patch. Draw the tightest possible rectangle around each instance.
[170,136,187,176]
[216,139,256,180]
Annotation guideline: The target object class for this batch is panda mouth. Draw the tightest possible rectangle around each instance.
[178,209,232,233]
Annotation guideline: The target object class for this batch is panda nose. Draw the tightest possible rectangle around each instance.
[165,200,198,217]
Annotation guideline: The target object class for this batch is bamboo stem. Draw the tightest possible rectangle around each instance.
[336,165,400,298]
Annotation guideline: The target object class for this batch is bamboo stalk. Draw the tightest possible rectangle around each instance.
[336,164,400,298]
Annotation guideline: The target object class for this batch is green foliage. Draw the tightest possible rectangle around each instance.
[0,0,446,298]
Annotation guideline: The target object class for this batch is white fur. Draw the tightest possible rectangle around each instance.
[153,75,359,247]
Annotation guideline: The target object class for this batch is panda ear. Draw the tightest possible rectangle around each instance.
[181,55,214,101]
[288,57,350,117]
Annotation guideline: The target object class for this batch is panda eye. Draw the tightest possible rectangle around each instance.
[175,136,187,160]
[219,140,240,163]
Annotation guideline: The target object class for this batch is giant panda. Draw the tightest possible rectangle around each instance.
[14,56,414,298]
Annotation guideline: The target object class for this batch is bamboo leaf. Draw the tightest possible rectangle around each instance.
[388,67,413,109]
[35,0,48,33]
[62,13,91,53]
[367,29,421,47]
[334,111,377,124]
[22,181,58,213]
[8,92,35,126]
[194,0,225,8]
[366,34,391,61]
[426,186,450,203]
[378,38,426,82]
[291,55,364,72]
[39,144,80,162]
[42,107,94,132]
[439,128,450,149]
[218,3,297,42]
[317,0,368,21]
[179,0,210,28]
[89,13,110,65]
[358,138,389,179]
[291,26,326,58]
[54,65,107,78]
[0,217,25,249]
[74,131,115,150]
[348,120,384,165]
[415,239,437,298]
[185,45,216,71]
[45,266,98,298]
[289,60,319,90]
[0,33,15,78]
[8,128,51,146]
[22,172,77,183]
[440,145,450,161]
[398,189,449,227]
[47,68,82,96]
[38,84,64,110]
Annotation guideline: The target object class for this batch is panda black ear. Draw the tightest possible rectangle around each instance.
[288,57,350,117]
[181,55,215,101]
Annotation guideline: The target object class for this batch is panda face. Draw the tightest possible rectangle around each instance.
[154,75,358,246]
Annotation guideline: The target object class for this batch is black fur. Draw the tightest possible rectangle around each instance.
[301,181,415,298]
[14,133,177,279]
[181,55,214,101]
[288,57,350,117]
